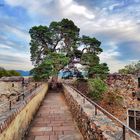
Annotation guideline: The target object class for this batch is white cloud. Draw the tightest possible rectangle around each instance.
[5,0,139,43]
[3,0,140,71]
[99,43,120,59]
[109,3,122,11]
[99,43,127,73]
[0,62,33,71]
[5,0,95,20]
[99,42,140,73]
[0,50,33,70]
[4,25,30,42]
[0,44,12,49]
[58,0,95,19]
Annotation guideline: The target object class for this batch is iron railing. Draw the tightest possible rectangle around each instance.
[64,84,140,140]
[0,83,42,114]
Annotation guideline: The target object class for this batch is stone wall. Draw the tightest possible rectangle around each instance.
[0,81,38,103]
[63,84,139,140]
[106,74,137,92]
[0,83,48,140]
[0,81,22,96]
[104,74,140,122]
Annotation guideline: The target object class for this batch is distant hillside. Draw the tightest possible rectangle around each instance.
[16,70,30,76]
[0,67,21,77]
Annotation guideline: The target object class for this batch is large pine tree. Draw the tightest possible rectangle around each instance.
[29,18,109,80]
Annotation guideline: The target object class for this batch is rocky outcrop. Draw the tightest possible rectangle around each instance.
[104,74,140,122]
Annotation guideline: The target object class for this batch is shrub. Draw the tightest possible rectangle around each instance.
[88,77,108,101]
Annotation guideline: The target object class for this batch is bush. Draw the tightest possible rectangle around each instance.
[88,77,108,101]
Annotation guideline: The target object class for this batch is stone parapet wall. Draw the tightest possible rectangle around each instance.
[0,83,48,140]
[106,74,140,117]
[0,81,22,95]
[0,81,38,104]
[63,84,139,140]
[106,74,137,91]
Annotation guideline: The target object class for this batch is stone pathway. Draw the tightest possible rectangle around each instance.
[25,91,83,140]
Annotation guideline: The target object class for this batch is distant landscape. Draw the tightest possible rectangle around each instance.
[16,70,30,76]
[0,67,30,77]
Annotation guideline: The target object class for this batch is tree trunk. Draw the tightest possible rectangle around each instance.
[51,75,58,90]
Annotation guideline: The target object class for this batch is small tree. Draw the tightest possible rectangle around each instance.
[30,52,69,80]
[118,60,140,75]
[88,77,108,101]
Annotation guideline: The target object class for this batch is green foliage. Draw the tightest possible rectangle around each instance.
[30,53,69,80]
[47,52,70,74]
[81,52,109,78]
[29,18,109,80]
[88,63,109,78]
[81,35,102,54]
[118,60,140,75]
[30,60,52,81]
[80,35,109,78]
[29,19,80,66]
[118,68,129,74]
[0,68,8,78]
[7,70,21,76]
[88,77,108,101]
[0,67,21,78]
[29,19,81,80]
[81,53,100,66]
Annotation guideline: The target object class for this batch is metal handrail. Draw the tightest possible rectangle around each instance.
[0,83,42,111]
[0,93,24,108]
[64,84,140,139]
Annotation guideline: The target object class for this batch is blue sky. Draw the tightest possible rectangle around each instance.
[0,0,140,72]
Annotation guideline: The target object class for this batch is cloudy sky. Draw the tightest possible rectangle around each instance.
[0,0,140,72]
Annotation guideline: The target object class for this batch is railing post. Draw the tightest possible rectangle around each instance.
[123,125,125,140]
[95,106,97,115]
[35,83,37,88]
[83,98,85,104]
[80,107,83,114]
[30,89,32,93]
[9,101,12,110]
[17,96,20,102]
[23,94,25,100]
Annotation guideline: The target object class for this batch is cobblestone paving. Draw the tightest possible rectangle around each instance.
[25,91,83,140]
